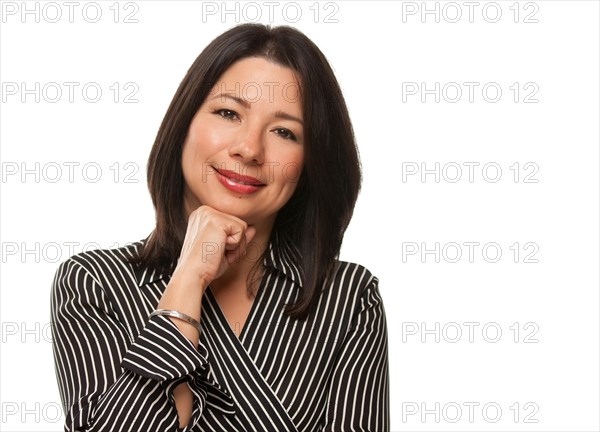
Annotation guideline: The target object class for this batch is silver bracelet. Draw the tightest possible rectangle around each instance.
[149,309,201,335]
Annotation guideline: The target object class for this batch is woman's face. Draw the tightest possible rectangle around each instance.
[181,56,304,227]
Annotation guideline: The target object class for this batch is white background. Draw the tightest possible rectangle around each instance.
[1,1,599,431]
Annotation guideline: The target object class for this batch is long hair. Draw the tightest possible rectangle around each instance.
[128,23,361,319]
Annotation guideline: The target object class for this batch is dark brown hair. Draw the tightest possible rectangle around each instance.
[128,23,361,319]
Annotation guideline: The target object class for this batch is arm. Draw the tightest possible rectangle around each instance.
[323,276,390,432]
[50,258,221,432]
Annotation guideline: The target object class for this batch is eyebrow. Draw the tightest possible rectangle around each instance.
[210,93,304,126]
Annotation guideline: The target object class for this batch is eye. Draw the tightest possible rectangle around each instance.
[213,108,239,121]
[273,127,297,141]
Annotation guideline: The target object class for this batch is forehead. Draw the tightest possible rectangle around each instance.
[209,57,302,107]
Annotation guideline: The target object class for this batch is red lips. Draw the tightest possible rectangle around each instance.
[213,167,265,186]
[213,166,266,195]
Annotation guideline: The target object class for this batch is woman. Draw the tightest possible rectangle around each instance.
[51,23,389,432]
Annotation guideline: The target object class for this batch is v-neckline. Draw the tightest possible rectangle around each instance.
[205,273,267,344]
[199,271,302,432]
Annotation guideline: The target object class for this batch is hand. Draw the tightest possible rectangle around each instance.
[173,205,257,289]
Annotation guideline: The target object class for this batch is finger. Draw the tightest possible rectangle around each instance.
[235,224,255,254]
[244,226,256,244]
[227,227,255,264]
[225,225,245,250]
[225,222,245,244]
[225,242,247,266]
[225,249,238,266]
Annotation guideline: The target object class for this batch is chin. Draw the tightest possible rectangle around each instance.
[210,201,259,221]
[188,193,274,226]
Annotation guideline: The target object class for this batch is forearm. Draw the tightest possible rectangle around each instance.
[54,313,215,432]
[65,370,182,432]
[156,270,209,428]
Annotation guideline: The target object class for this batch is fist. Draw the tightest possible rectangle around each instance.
[174,205,257,288]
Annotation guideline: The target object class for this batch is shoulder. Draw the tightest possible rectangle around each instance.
[314,260,385,331]
[320,259,380,309]
[328,259,379,292]
[52,238,147,290]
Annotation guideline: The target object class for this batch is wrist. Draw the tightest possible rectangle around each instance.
[150,309,201,335]
[198,274,211,293]
[158,272,206,322]
[171,264,212,294]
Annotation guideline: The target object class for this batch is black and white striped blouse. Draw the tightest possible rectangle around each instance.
[50,231,390,431]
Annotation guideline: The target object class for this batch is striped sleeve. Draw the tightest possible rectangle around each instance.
[322,275,390,432]
[50,257,212,432]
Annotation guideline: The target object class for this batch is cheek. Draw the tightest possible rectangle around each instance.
[278,150,304,191]
[187,115,233,152]
[182,124,229,174]
[181,138,200,173]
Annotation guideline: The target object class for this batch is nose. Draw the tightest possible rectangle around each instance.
[229,123,265,165]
